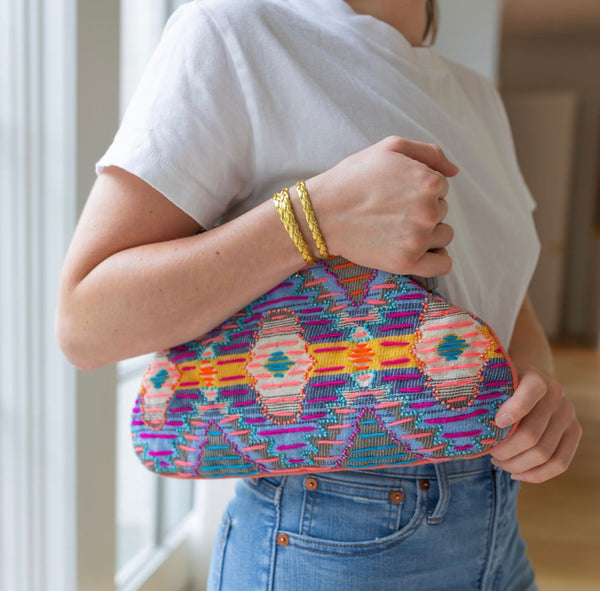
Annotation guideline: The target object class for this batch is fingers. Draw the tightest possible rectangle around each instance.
[415,248,453,277]
[494,370,549,428]
[490,368,583,484]
[383,136,460,178]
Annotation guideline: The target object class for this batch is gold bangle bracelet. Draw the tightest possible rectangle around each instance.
[296,181,329,259]
[273,187,317,265]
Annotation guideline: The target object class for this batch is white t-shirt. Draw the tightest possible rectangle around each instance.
[96,0,540,347]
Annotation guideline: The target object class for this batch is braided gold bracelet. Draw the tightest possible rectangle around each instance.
[273,187,318,265]
[296,181,330,259]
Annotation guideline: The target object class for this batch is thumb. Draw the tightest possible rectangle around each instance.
[386,137,460,177]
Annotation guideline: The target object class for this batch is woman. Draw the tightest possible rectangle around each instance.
[56,0,581,588]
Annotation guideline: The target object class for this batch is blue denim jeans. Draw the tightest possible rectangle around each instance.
[207,455,537,590]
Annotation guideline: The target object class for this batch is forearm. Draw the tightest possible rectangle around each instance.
[57,196,308,370]
[508,294,554,376]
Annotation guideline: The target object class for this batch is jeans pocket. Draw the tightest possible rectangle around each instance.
[297,473,421,546]
[206,511,232,591]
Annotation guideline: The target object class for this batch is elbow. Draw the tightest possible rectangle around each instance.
[55,304,106,372]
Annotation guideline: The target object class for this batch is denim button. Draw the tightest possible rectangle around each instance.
[390,491,404,504]
[420,478,431,491]
[305,477,318,491]
[277,533,290,547]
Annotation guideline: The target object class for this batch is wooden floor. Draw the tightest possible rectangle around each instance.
[517,346,600,590]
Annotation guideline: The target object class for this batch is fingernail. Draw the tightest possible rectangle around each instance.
[496,413,514,428]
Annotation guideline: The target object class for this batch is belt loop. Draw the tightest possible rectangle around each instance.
[428,462,450,524]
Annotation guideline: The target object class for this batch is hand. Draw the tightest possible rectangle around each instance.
[490,365,582,483]
[306,136,459,277]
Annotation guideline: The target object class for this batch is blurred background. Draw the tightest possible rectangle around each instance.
[1,0,598,589]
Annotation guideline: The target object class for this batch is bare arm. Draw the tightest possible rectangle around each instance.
[56,137,459,370]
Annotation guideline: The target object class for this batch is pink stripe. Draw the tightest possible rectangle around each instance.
[370,283,396,289]
[400,387,424,393]
[300,307,324,314]
[374,401,400,409]
[267,282,294,293]
[262,396,302,404]
[486,380,510,387]
[179,381,199,387]
[315,366,346,373]
[242,444,265,452]
[330,304,348,312]
[244,313,261,323]
[328,424,352,430]
[308,396,338,403]
[423,321,474,331]
[388,418,414,426]
[313,380,347,387]
[380,341,410,347]
[435,378,475,388]
[411,401,435,408]
[305,320,331,325]
[172,352,196,362]
[304,278,328,287]
[219,415,241,424]
[365,299,387,305]
[174,460,195,467]
[148,450,173,456]
[419,444,446,453]
[317,440,346,445]
[454,444,473,451]
[233,400,255,407]
[171,406,193,413]
[220,375,245,381]
[487,362,509,369]
[426,408,488,424]
[176,394,200,399]
[427,362,481,373]
[288,459,305,464]
[427,307,462,317]
[259,381,303,389]
[446,395,468,403]
[401,432,432,439]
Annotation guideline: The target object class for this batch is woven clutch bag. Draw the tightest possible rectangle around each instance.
[131,256,517,479]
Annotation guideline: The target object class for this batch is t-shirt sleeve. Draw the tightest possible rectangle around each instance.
[96,2,254,229]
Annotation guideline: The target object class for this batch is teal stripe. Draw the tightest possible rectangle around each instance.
[206,445,231,450]
[358,432,387,438]
[203,455,244,461]
[200,464,255,472]
[347,453,409,463]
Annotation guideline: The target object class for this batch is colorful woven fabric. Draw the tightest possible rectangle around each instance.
[132,257,517,479]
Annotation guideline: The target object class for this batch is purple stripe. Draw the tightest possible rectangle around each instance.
[478,392,503,400]
[487,362,509,369]
[221,343,248,351]
[277,444,307,451]
[486,380,510,387]
[171,406,193,413]
[165,421,184,426]
[172,352,196,362]
[288,459,305,464]
[301,307,324,314]
[443,430,482,439]
[258,426,316,436]
[132,408,141,414]
[244,313,261,324]
[382,374,422,382]
[220,389,249,396]
[139,433,178,439]
[425,408,489,424]
[177,394,199,399]
[244,418,267,424]
[310,332,344,341]
[306,396,338,403]
[312,380,347,388]
[131,420,144,426]
[410,401,435,409]
[221,375,245,381]
[149,450,173,456]
[380,324,413,331]
[387,311,419,318]
[301,413,328,421]
[233,400,255,407]
[380,341,410,347]
[159,461,170,467]
[380,358,410,365]
[231,330,254,339]
[254,296,309,309]
[268,282,294,293]
[396,294,426,300]
[305,320,331,325]
[400,387,424,393]
[454,444,473,451]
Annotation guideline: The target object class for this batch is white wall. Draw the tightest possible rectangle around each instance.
[435,0,504,82]
[500,36,600,343]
